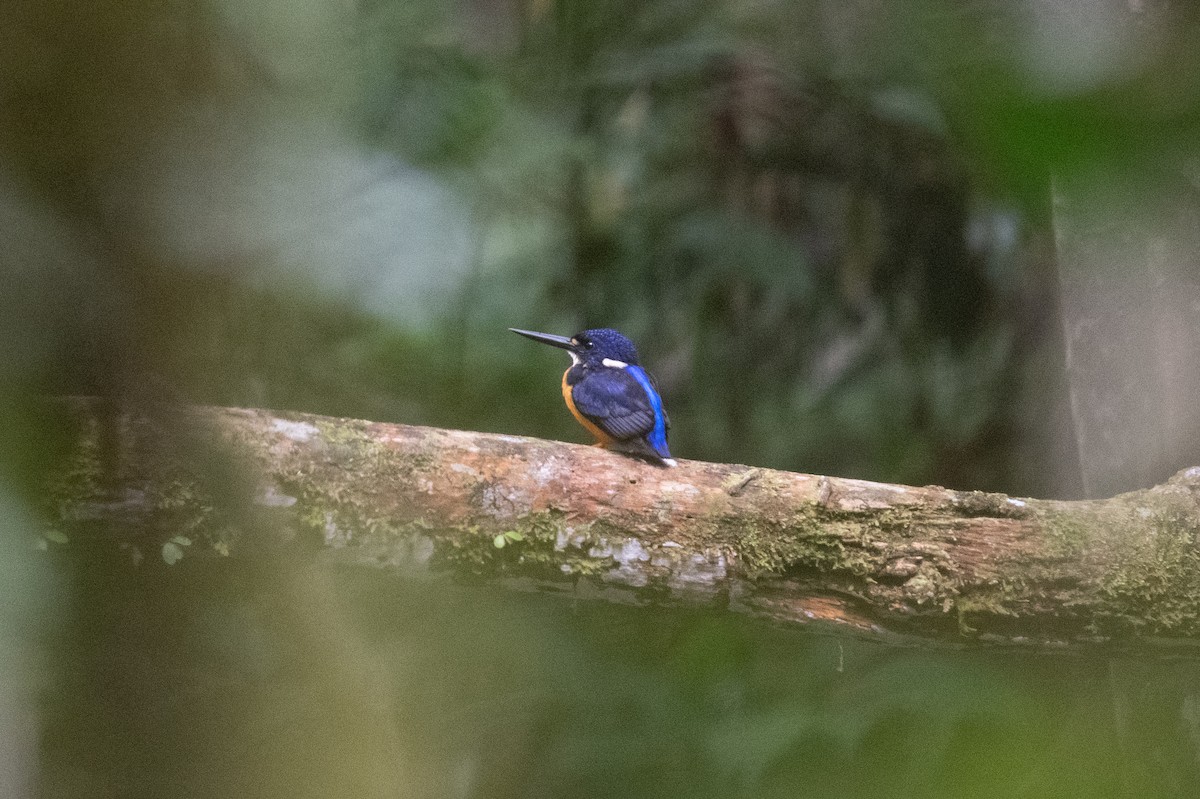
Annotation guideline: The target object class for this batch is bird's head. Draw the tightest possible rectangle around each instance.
[510,327,640,367]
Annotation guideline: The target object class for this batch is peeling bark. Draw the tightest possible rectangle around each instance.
[49,400,1200,650]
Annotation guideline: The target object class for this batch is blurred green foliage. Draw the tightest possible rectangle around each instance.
[4,1,1200,797]
[40,564,1200,798]
[2,1,1198,495]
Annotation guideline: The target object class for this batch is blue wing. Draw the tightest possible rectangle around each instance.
[571,368,657,441]
[572,366,671,459]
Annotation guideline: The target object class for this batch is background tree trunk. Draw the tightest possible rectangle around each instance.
[1052,166,1200,499]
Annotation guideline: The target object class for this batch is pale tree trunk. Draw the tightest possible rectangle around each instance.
[1052,167,1200,499]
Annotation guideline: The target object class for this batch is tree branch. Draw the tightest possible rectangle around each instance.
[51,400,1200,650]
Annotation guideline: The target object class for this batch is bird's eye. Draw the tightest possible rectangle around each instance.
[577,336,593,348]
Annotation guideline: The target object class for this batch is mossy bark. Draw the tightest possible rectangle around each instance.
[48,400,1200,649]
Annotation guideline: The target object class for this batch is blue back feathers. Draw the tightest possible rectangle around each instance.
[624,364,670,459]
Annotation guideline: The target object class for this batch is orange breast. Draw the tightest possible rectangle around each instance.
[562,369,614,447]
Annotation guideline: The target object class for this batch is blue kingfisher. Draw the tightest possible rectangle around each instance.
[510,327,676,467]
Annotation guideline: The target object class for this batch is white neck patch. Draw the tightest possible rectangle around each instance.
[569,351,581,365]
[601,358,629,369]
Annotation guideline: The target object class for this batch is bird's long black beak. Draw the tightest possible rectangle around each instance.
[509,328,575,350]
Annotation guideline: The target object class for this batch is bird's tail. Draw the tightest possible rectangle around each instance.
[612,437,677,467]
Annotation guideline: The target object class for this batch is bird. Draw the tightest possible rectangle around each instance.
[510,327,676,467]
